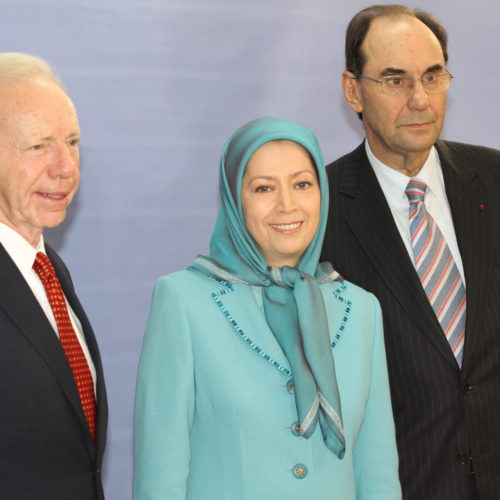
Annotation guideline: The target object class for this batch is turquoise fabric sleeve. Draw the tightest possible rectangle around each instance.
[353,294,402,500]
[133,276,195,500]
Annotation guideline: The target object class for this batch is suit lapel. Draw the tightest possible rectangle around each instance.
[46,245,107,456]
[339,144,458,367]
[0,245,97,452]
[437,141,495,372]
[212,280,291,375]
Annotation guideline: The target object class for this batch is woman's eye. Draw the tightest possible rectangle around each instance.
[296,181,311,190]
[255,185,272,193]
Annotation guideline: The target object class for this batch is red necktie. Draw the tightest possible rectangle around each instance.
[33,252,96,440]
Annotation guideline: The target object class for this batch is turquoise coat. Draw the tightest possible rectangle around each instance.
[134,269,401,500]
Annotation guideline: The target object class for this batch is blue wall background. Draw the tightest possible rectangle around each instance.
[2,1,497,498]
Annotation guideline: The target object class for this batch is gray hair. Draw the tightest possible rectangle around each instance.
[0,52,63,88]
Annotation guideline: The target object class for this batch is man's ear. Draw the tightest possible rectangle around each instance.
[342,71,363,114]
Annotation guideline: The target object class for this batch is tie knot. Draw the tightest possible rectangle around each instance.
[406,179,427,204]
[33,252,56,282]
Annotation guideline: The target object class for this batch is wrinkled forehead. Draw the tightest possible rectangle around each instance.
[0,76,72,104]
[0,77,78,127]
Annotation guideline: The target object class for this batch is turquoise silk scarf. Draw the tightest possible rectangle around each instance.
[191,117,345,458]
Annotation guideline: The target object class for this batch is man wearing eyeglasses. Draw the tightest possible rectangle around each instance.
[321,5,500,500]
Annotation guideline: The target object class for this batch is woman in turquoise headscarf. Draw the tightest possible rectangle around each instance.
[133,117,401,500]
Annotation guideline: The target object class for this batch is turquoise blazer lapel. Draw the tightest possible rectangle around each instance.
[211,278,356,374]
[211,279,292,376]
[324,280,355,349]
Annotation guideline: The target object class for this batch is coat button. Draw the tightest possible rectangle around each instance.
[457,454,469,466]
[462,383,473,394]
[292,463,308,479]
[291,421,301,436]
[286,379,295,394]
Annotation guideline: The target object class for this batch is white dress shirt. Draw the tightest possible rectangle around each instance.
[0,223,97,389]
[365,141,466,286]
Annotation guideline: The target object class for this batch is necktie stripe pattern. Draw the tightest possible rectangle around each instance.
[406,179,466,366]
[33,252,96,440]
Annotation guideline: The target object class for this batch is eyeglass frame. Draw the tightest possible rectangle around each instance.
[352,71,454,96]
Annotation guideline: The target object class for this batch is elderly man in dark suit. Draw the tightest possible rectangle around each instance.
[321,5,500,500]
[0,52,107,499]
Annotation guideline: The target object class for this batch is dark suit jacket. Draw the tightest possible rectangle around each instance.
[0,242,107,500]
[322,140,500,500]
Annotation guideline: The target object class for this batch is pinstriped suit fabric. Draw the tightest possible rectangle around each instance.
[321,140,500,500]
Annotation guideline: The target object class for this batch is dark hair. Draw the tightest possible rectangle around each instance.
[345,4,448,75]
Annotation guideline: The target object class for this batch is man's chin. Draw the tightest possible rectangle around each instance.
[41,212,68,229]
[397,135,439,154]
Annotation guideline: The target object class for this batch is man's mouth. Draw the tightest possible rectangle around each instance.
[37,192,67,200]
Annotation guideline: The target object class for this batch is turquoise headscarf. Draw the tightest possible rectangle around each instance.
[191,117,345,458]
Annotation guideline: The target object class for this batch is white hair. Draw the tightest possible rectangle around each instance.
[0,52,63,88]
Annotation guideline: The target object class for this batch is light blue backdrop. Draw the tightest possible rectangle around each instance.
[1,1,498,498]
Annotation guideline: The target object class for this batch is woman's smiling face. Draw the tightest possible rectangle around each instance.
[241,140,320,268]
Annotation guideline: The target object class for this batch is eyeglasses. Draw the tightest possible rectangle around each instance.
[354,71,454,96]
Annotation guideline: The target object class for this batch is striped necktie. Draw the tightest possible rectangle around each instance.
[33,252,97,440]
[406,179,466,366]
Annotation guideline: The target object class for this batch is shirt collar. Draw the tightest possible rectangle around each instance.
[0,223,46,275]
[365,140,444,207]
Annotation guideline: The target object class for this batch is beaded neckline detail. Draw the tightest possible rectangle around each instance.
[209,277,352,375]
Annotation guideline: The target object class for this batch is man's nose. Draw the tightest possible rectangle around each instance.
[49,143,78,178]
[407,79,431,111]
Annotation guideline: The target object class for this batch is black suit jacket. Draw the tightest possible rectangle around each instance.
[322,140,500,500]
[0,242,108,500]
